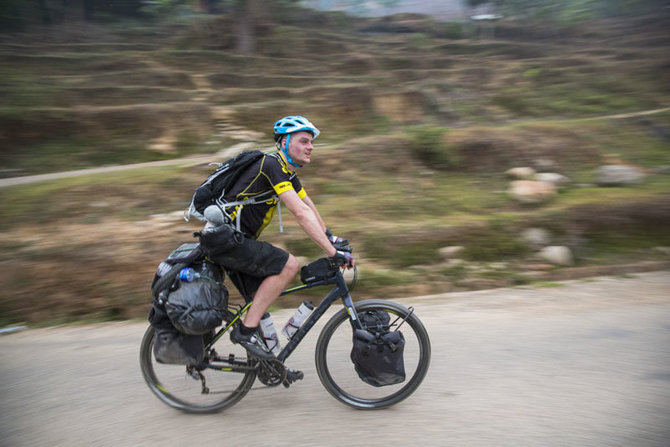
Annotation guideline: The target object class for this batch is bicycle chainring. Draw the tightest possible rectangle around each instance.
[256,359,287,387]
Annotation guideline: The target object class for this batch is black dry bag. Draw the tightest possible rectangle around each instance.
[350,310,406,387]
[165,275,227,336]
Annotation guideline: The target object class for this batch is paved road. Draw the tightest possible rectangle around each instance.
[1,271,669,447]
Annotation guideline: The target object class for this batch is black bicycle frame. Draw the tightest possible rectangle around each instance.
[276,271,361,363]
[207,269,362,365]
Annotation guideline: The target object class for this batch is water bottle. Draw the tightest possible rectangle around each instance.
[178,267,201,282]
[282,301,314,340]
[259,313,281,356]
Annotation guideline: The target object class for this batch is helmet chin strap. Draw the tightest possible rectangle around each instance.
[282,134,302,168]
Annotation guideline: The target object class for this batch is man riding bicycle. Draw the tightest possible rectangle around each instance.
[202,116,354,370]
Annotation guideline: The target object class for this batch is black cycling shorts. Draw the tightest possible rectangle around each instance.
[199,224,289,300]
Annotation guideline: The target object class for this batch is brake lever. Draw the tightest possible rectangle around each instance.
[333,241,352,252]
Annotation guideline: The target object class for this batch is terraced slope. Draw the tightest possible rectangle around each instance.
[0,11,668,324]
[2,12,668,176]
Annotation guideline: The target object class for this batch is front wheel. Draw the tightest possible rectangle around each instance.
[139,325,256,414]
[315,299,431,409]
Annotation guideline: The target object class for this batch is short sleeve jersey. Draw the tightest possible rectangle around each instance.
[224,152,306,239]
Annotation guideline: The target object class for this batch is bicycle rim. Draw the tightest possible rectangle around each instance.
[315,299,431,409]
[139,326,256,414]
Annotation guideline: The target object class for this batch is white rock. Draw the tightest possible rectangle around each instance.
[534,172,571,186]
[446,259,466,268]
[595,165,645,186]
[439,246,465,260]
[533,158,560,172]
[521,228,551,247]
[506,167,536,179]
[538,246,574,266]
[508,180,557,203]
[487,262,507,270]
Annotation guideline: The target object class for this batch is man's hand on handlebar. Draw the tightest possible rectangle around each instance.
[326,229,350,252]
[331,250,355,269]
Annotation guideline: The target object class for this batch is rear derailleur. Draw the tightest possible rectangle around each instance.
[186,364,209,394]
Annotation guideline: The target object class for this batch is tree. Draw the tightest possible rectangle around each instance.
[235,0,256,55]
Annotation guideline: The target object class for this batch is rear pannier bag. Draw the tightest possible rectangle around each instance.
[148,303,204,365]
[153,327,205,365]
[350,310,406,387]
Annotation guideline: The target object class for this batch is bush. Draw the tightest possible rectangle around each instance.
[407,125,455,170]
[461,225,530,262]
[443,22,465,39]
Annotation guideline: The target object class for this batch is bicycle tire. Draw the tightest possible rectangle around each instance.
[139,325,256,414]
[315,299,431,410]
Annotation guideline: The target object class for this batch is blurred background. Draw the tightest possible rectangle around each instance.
[0,0,668,326]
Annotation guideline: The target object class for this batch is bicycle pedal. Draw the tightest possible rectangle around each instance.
[282,368,304,388]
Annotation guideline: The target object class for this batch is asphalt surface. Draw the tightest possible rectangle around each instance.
[1,271,669,447]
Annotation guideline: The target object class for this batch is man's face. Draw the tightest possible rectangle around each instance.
[286,131,315,166]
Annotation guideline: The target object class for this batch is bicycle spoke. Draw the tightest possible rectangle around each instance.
[140,326,256,414]
[315,300,431,409]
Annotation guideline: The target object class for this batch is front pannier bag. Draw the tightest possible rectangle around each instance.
[350,310,406,387]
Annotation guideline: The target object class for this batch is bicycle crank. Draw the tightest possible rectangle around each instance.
[256,359,287,387]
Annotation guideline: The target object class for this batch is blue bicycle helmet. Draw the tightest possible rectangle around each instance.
[273,116,320,167]
[273,115,320,140]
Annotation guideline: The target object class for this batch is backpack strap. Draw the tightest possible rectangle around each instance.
[184,151,286,232]
[215,194,280,232]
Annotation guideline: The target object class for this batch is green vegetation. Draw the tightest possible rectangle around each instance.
[0,4,668,325]
[532,282,564,288]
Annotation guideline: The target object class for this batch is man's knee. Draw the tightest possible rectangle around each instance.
[283,254,300,276]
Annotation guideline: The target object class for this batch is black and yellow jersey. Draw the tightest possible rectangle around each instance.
[224,151,306,239]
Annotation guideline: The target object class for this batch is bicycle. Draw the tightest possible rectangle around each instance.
[139,253,431,414]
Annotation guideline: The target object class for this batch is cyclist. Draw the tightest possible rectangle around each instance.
[209,116,353,367]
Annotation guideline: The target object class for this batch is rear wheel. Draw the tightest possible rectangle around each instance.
[139,325,256,414]
[315,299,431,409]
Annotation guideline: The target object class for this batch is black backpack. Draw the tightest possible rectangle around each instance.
[350,310,406,387]
[185,150,266,222]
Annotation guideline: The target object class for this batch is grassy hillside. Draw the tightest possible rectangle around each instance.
[0,9,669,325]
